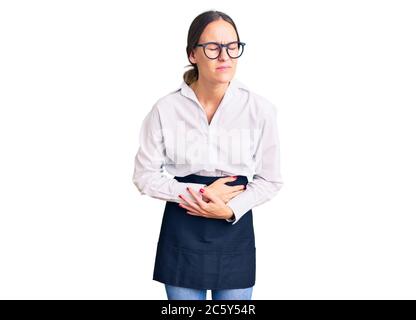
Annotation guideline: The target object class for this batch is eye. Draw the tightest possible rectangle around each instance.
[206,43,219,51]
[228,42,238,50]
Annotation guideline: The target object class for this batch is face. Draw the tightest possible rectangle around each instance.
[189,19,239,85]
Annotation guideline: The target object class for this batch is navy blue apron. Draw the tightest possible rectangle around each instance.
[152,174,255,290]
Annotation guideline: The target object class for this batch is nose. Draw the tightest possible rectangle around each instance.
[218,46,230,61]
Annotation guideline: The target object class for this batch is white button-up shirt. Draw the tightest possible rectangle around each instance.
[132,77,283,224]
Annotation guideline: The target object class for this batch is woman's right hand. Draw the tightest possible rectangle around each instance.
[203,176,246,204]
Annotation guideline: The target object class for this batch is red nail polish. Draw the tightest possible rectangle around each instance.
[199,188,205,193]
[186,187,189,191]
[179,195,183,198]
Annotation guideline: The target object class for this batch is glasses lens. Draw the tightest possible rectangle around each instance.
[227,42,243,58]
[205,43,221,59]
[203,42,244,59]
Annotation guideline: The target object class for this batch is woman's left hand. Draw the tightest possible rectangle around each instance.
[178,187,234,220]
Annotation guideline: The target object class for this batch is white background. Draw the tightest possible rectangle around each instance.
[1,0,415,299]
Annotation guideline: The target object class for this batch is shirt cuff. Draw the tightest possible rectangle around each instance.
[225,214,236,223]
[226,189,256,225]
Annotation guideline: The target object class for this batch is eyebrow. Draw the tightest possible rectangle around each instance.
[200,40,238,44]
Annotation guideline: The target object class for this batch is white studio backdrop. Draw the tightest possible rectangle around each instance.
[0,0,415,299]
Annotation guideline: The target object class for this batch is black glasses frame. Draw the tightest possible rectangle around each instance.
[194,41,246,59]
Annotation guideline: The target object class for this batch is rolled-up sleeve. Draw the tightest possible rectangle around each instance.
[226,103,284,224]
[132,104,206,202]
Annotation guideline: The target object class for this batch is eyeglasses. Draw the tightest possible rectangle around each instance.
[194,41,246,59]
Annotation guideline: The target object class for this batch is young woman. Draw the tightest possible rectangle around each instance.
[132,10,283,300]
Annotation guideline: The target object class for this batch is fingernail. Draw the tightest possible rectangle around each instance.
[179,195,183,198]
[199,188,205,193]
[232,176,237,178]
[186,187,189,191]
[244,185,246,189]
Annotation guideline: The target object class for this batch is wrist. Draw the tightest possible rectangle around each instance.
[225,206,234,220]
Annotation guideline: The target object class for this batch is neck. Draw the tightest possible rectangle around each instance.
[190,78,230,108]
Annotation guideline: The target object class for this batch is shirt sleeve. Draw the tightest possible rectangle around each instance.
[226,103,284,224]
[132,104,206,203]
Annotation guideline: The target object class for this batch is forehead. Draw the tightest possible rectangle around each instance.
[199,19,238,43]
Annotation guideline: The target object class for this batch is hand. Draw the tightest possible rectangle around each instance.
[202,176,246,204]
[178,185,234,220]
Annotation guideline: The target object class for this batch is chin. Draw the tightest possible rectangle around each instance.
[214,73,233,83]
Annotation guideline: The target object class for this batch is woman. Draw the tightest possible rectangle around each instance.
[132,10,283,300]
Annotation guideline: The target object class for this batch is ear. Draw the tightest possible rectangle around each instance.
[189,49,197,64]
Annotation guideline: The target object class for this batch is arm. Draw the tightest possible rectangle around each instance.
[226,103,284,224]
[132,104,206,203]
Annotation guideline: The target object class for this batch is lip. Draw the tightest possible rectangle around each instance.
[216,66,231,70]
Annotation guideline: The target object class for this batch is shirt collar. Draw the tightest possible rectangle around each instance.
[178,77,248,102]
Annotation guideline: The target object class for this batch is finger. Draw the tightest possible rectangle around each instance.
[230,190,245,197]
[179,202,204,215]
[215,176,238,184]
[187,187,209,210]
[230,184,246,192]
[179,194,205,213]
[224,190,245,203]
[199,186,222,204]
[186,210,206,218]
